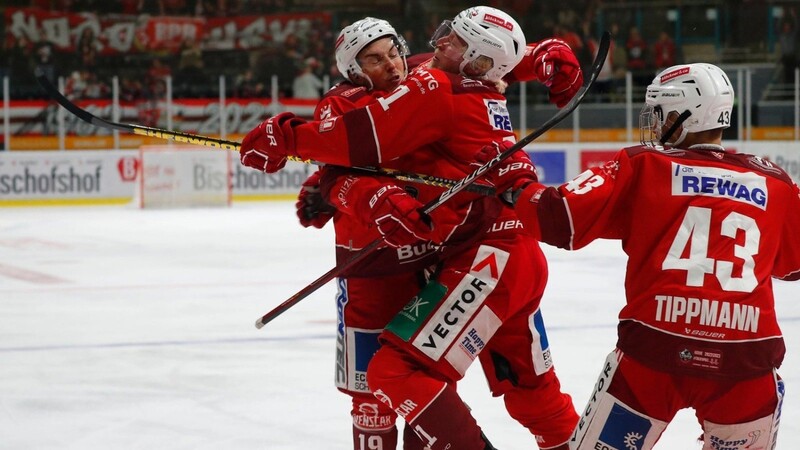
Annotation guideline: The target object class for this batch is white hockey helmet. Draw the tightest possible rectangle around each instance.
[335,17,409,89]
[436,6,526,82]
[640,63,734,146]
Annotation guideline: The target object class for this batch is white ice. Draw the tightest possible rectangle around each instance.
[0,202,798,449]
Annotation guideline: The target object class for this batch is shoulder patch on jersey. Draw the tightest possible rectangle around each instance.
[318,104,333,120]
[319,116,338,132]
[747,155,786,175]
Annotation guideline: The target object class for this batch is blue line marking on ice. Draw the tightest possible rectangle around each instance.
[3,316,799,353]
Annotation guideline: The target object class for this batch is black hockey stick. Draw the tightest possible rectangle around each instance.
[33,69,494,196]
[254,31,612,329]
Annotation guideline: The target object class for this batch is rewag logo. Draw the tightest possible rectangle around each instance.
[671,162,768,210]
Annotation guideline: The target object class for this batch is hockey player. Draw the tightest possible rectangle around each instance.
[483,63,800,449]
[296,18,432,450]
[243,6,581,450]
[297,15,585,450]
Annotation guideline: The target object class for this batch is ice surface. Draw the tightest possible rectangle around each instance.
[1,203,797,449]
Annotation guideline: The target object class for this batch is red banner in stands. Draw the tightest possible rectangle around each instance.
[4,8,331,53]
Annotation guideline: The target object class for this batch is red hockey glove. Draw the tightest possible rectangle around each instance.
[320,170,445,248]
[240,112,305,173]
[369,185,437,247]
[531,39,583,108]
[295,171,335,229]
[475,141,538,206]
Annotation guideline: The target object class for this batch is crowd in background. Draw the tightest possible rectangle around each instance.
[1,0,800,103]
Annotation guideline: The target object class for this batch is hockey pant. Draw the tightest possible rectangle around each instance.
[371,239,579,449]
[569,349,783,450]
[335,273,429,450]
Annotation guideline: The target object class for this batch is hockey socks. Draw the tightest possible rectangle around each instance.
[353,425,398,450]
[368,342,492,449]
[404,384,490,450]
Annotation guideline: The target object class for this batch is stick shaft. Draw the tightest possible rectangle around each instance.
[33,70,494,196]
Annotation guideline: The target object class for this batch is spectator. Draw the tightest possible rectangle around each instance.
[625,26,649,85]
[303,29,328,76]
[119,0,140,14]
[554,24,584,55]
[64,70,87,100]
[82,71,109,98]
[291,57,322,100]
[158,0,191,15]
[274,33,304,97]
[195,0,223,16]
[76,27,100,72]
[120,76,145,102]
[134,0,162,14]
[145,58,171,100]
[32,40,57,86]
[653,30,677,72]
[585,24,613,102]
[248,43,280,88]
[234,68,265,98]
[176,39,204,77]
[30,0,72,11]
[7,35,32,81]
[326,53,343,84]
[0,42,8,82]
[778,14,798,84]
[609,22,628,91]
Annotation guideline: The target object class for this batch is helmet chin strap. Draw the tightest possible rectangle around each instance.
[349,70,374,90]
[660,110,692,146]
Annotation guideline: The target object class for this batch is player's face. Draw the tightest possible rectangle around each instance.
[431,29,468,74]
[357,37,406,92]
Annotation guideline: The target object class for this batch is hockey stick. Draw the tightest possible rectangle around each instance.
[254,31,612,329]
[33,69,494,196]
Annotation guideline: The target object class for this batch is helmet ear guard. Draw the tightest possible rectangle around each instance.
[640,63,734,147]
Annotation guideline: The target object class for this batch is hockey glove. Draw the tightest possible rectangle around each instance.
[475,141,538,206]
[320,170,445,248]
[296,171,335,229]
[531,39,583,108]
[240,112,306,173]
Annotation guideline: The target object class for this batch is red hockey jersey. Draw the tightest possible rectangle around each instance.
[295,63,523,275]
[312,83,443,276]
[516,144,800,378]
